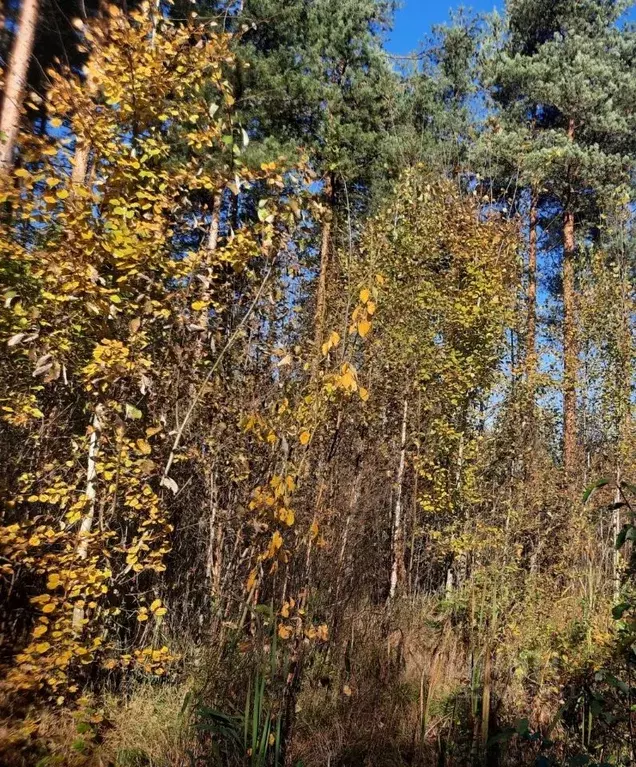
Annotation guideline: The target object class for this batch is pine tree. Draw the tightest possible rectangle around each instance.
[486,0,636,477]
[234,0,398,358]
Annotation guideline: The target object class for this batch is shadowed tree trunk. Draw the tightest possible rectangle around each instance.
[563,119,578,478]
[525,189,538,390]
[0,0,40,173]
[311,173,334,378]
[562,205,577,477]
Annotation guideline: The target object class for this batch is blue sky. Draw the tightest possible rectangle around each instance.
[388,1,636,55]
[388,0,500,54]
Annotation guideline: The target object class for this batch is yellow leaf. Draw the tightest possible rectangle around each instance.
[339,371,357,392]
[46,573,61,589]
[265,530,283,559]
[45,177,60,187]
[136,439,152,455]
[359,288,370,304]
[359,387,369,402]
[35,642,51,654]
[14,168,29,178]
[150,599,162,612]
[137,612,149,622]
[56,189,69,200]
[343,684,352,696]
[33,625,48,638]
[357,320,371,338]
[42,603,56,613]
[246,568,258,591]
[154,607,167,617]
[191,300,206,311]
[299,430,310,446]
[278,624,292,640]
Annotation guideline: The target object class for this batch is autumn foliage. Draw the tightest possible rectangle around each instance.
[1,2,636,766]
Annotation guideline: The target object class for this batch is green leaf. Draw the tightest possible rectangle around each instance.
[125,404,143,420]
[582,478,609,503]
[606,674,629,694]
[487,728,515,745]
[612,602,630,619]
[616,526,628,549]
[567,756,590,767]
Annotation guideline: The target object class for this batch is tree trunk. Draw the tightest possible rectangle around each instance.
[388,399,408,602]
[0,0,39,173]
[562,120,578,478]
[562,205,577,477]
[207,192,222,252]
[525,190,538,389]
[71,143,91,188]
[72,408,102,631]
[613,469,622,603]
[70,110,101,631]
[480,648,492,765]
[613,226,632,602]
[311,174,334,378]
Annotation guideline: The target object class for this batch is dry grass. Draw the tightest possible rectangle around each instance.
[99,682,196,767]
[0,682,197,767]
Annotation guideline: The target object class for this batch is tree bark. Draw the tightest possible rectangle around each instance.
[0,0,39,173]
[207,192,222,252]
[613,469,621,603]
[72,407,103,631]
[562,206,577,477]
[388,399,408,602]
[70,109,101,632]
[480,647,492,765]
[311,174,334,378]
[71,143,91,188]
[562,119,578,478]
[525,189,538,389]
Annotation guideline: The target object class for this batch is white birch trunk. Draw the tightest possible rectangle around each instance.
[388,399,408,602]
[72,407,102,631]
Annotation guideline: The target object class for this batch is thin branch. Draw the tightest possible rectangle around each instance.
[161,259,274,487]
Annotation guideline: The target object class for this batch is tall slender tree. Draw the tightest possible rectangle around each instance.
[487,0,636,477]
[0,0,39,172]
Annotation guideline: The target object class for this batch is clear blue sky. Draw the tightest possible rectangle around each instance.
[387,1,636,55]
[387,1,500,54]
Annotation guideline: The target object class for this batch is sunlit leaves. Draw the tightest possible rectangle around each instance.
[0,5,297,697]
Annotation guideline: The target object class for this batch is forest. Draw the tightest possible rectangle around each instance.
[1,0,636,765]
